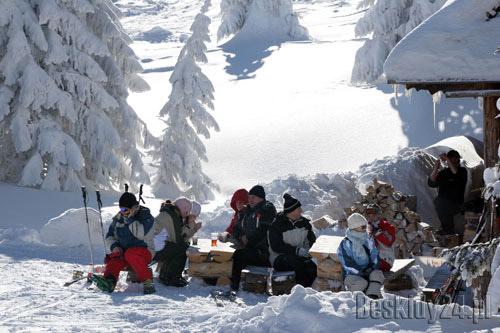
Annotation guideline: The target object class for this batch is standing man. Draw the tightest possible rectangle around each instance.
[230,185,276,293]
[365,204,395,272]
[94,192,156,294]
[428,149,468,235]
[268,193,317,287]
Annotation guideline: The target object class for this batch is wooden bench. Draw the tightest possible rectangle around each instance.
[383,258,415,291]
[241,266,295,295]
[309,235,344,292]
[186,239,235,286]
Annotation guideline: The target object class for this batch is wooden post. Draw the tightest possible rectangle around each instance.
[483,96,500,167]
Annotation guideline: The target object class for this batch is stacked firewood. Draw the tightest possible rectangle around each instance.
[310,235,344,292]
[341,179,439,258]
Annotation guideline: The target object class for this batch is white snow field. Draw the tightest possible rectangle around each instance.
[0,0,496,332]
[124,0,482,194]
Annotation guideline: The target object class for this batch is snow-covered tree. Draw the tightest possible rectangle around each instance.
[217,0,309,41]
[351,0,445,84]
[0,0,153,191]
[153,0,219,202]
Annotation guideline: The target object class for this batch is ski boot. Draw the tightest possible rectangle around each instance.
[92,275,116,293]
[143,279,156,295]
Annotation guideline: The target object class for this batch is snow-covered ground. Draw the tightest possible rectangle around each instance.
[0,0,495,331]
[124,0,482,194]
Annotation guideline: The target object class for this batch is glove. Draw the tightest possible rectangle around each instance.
[297,247,311,258]
[105,247,122,263]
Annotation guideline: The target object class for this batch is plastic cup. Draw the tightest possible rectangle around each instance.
[192,235,198,245]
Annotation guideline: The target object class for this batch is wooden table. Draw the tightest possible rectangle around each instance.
[186,239,236,283]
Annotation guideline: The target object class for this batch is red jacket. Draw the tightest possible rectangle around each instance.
[370,218,396,269]
[225,189,249,235]
[372,219,396,246]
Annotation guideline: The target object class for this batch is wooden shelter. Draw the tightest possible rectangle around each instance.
[384,0,500,167]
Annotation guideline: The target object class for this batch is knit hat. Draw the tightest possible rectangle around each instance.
[283,193,301,214]
[173,197,192,218]
[191,201,201,217]
[249,185,266,199]
[119,192,139,209]
[347,213,368,230]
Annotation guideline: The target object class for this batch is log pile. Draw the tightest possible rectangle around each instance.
[309,235,344,292]
[341,179,439,258]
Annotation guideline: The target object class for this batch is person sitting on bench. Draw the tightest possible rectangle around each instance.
[365,204,395,272]
[230,185,276,293]
[219,188,249,242]
[338,213,384,299]
[268,193,317,287]
[95,192,156,294]
[153,197,193,287]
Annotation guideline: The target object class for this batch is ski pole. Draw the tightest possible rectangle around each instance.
[96,190,109,256]
[139,184,145,204]
[81,186,95,273]
[125,183,129,193]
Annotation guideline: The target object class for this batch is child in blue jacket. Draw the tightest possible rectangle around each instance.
[338,213,384,299]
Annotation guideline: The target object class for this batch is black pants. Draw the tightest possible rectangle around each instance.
[434,197,462,234]
[231,247,269,291]
[273,254,317,288]
[157,241,188,282]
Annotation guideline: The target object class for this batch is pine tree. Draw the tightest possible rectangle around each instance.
[0,0,152,191]
[351,0,445,84]
[153,0,219,202]
[217,0,308,41]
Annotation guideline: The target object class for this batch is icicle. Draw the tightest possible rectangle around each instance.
[432,91,443,129]
[404,87,413,104]
[393,84,399,106]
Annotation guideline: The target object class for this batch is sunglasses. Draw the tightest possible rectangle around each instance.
[119,207,130,213]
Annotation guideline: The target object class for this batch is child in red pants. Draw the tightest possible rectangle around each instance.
[94,192,156,294]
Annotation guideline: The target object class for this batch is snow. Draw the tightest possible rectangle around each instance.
[358,136,484,227]
[385,0,500,83]
[125,0,483,194]
[0,0,497,331]
[352,0,444,84]
[40,208,113,249]
[135,26,174,43]
[488,243,500,314]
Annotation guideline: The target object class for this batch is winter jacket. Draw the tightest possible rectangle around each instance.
[268,212,316,266]
[225,189,249,235]
[369,219,396,267]
[106,206,155,257]
[153,202,187,246]
[428,166,467,204]
[337,235,379,278]
[233,200,277,253]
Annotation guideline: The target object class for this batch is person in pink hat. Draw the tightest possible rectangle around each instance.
[153,197,193,287]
